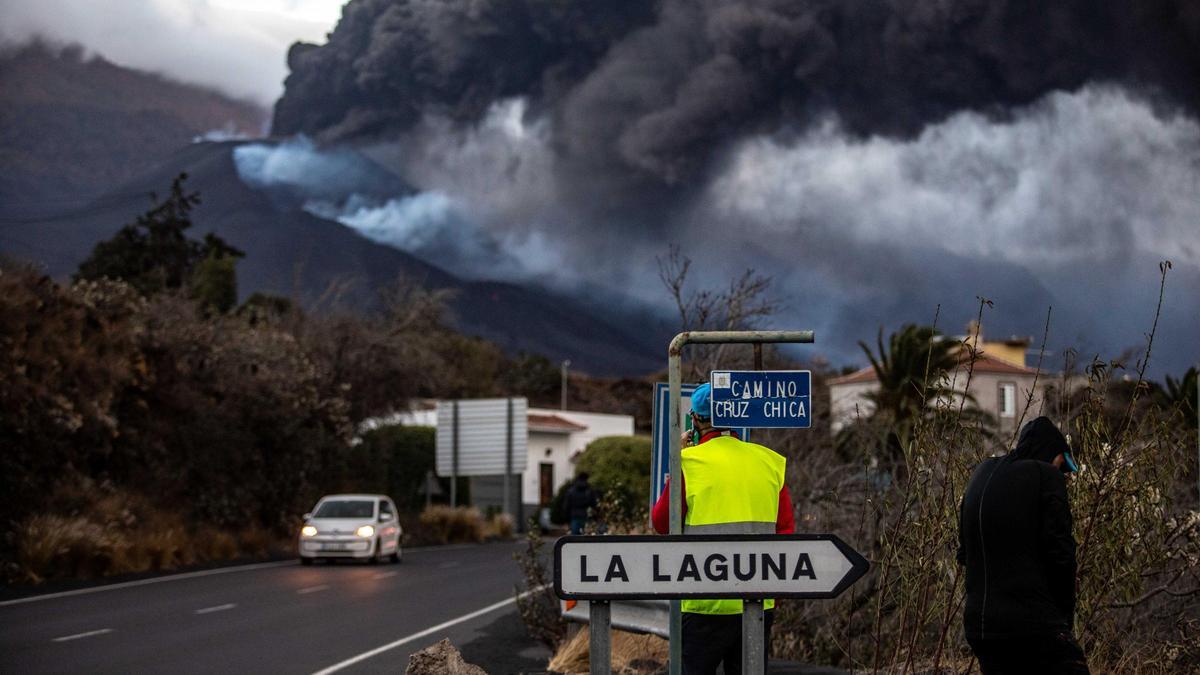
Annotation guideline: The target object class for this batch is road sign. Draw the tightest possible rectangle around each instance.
[435,398,528,477]
[650,383,748,513]
[555,535,868,600]
[709,370,812,428]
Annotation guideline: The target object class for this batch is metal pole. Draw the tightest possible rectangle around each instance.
[668,343,684,674]
[505,397,513,521]
[744,345,766,673]
[742,599,766,674]
[451,400,459,507]
[667,331,814,675]
[562,359,571,410]
[590,600,611,675]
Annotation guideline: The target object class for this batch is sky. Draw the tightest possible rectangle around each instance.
[1,0,1196,376]
[0,0,344,103]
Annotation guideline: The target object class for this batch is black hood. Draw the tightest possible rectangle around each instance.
[1009,416,1070,464]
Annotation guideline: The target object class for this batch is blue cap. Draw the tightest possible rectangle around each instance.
[1062,450,1079,473]
[691,383,712,419]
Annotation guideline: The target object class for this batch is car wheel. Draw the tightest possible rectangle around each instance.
[300,557,313,566]
[369,541,381,565]
[390,549,401,564]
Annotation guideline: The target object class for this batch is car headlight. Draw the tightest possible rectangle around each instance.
[301,525,318,537]
[356,525,375,538]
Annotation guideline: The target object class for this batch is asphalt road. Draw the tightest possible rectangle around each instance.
[0,541,550,674]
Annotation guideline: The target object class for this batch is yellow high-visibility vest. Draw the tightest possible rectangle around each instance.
[681,434,787,614]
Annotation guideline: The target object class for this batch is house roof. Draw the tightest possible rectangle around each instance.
[528,413,588,434]
[828,352,1040,387]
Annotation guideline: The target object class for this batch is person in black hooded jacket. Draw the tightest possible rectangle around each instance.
[957,416,1089,674]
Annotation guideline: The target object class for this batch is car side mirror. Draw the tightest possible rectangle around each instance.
[379,512,394,522]
[303,513,312,520]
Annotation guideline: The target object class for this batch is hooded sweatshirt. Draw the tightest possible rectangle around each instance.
[957,417,1077,639]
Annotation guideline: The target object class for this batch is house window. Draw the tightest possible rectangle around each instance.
[999,382,1016,418]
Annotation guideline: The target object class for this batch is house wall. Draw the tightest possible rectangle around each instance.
[960,372,1044,436]
[523,431,572,507]
[829,373,1045,437]
[829,381,878,433]
[522,409,636,508]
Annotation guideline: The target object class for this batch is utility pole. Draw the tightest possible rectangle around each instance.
[561,359,571,410]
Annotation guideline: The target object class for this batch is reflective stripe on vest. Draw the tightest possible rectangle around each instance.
[681,435,786,615]
[684,521,775,535]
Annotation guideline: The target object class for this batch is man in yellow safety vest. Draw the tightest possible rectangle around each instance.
[651,382,795,674]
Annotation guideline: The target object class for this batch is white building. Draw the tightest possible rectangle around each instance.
[523,408,635,513]
[364,402,634,521]
[828,326,1047,436]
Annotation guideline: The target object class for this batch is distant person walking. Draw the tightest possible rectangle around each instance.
[958,416,1089,674]
[565,472,598,535]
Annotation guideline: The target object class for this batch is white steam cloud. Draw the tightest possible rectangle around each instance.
[230,86,1198,373]
[0,0,340,103]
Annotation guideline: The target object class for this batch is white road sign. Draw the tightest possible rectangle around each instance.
[554,535,869,600]
[436,397,528,477]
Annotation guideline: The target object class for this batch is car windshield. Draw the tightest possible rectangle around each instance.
[313,500,375,518]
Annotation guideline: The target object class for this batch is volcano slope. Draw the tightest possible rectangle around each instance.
[2,140,665,375]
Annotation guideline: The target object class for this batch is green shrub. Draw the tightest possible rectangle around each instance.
[574,435,652,523]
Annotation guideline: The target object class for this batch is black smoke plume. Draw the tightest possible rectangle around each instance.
[274,0,1200,185]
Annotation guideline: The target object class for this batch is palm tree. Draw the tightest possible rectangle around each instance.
[854,324,962,460]
[1158,366,1198,431]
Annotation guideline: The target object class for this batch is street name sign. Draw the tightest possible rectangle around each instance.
[650,383,749,513]
[709,370,812,429]
[554,535,868,600]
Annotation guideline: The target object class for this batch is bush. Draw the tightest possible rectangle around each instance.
[13,481,287,583]
[485,513,516,539]
[573,435,652,524]
[345,425,437,512]
[417,506,485,544]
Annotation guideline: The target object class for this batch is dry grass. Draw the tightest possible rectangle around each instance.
[484,512,516,540]
[13,481,288,584]
[548,628,668,674]
[417,506,485,544]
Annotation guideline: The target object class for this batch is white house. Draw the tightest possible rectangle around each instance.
[363,402,634,521]
[828,325,1047,436]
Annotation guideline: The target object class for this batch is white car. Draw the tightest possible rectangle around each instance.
[299,494,402,565]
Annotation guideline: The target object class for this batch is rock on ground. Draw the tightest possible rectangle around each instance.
[405,638,488,675]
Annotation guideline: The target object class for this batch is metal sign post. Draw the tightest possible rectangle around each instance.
[451,400,459,507]
[668,330,815,674]
[589,600,611,674]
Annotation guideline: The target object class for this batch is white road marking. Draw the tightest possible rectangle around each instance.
[52,628,113,642]
[311,586,547,675]
[0,560,294,607]
[371,571,398,580]
[194,603,237,614]
[297,585,329,595]
[0,541,508,607]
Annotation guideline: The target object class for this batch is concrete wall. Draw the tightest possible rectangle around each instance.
[829,381,877,433]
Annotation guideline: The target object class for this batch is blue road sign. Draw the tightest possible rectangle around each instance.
[709,370,813,428]
[650,383,748,514]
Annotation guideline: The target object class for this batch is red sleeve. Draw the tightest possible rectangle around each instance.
[651,475,685,534]
[776,485,795,534]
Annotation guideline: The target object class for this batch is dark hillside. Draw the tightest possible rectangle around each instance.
[0,42,267,213]
[1,140,664,374]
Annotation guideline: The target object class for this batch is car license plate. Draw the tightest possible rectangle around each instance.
[321,543,348,551]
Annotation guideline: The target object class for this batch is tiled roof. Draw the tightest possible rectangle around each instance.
[828,352,1039,387]
[528,413,588,433]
